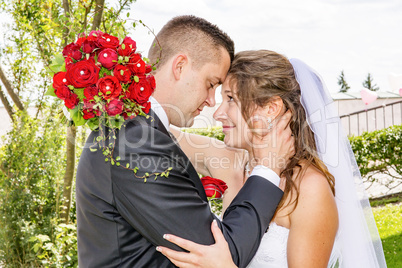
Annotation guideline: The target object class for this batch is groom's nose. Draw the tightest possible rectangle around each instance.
[205,88,216,107]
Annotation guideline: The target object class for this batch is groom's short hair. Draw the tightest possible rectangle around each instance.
[148,15,234,71]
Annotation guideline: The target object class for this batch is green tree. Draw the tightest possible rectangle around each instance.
[362,73,380,91]
[0,0,138,265]
[337,70,350,93]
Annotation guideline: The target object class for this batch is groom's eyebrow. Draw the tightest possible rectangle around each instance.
[213,76,223,85]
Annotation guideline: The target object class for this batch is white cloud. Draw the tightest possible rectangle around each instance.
[127,0,402,94]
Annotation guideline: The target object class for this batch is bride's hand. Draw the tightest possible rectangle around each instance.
[156,220,237,268]
[250,109,295,176]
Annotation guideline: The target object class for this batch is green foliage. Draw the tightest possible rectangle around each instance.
[349,124,401,184]
[0,106,78,266]
[362,73,380,92]
[337,70,350,93]
[29,223,77,267]
[373,203,402,268]
[182,126,225,142]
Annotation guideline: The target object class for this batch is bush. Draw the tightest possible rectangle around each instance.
[349,124,401,185]
[0,106,78,267]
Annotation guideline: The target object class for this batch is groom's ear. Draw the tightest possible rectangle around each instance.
[172,54,188,81]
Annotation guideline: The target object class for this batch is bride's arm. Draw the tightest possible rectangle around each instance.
[170,127,246,211]
[170,127,247,178]
[287,169,338,268]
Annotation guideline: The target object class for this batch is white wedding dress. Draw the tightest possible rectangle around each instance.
[247,222,342,268]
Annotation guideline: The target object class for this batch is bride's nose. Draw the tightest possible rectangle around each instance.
[213,103,227,122]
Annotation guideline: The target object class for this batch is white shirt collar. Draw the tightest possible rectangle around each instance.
[149,96,170,131]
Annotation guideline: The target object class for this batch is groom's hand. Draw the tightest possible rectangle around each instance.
[250,110,295,176]
[156,220,238,268]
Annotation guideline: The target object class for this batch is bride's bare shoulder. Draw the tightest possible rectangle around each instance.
[296,163,334,197]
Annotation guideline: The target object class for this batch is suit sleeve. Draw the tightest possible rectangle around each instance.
[111,123,283,268]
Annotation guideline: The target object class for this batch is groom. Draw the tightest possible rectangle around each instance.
[76,15,285,268]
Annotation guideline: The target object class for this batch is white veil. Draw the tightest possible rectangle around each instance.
[290,58,387,268]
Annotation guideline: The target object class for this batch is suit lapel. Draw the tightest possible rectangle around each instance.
[144,109,208,202]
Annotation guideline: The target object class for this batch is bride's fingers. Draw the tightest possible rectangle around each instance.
[156,246,195,266]
[162,234,200,253]
[211,220,225,244]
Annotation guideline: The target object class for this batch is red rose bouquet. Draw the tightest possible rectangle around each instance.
[201,176,228,199]
[47,30,155,130]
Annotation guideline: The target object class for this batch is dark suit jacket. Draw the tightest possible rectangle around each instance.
[76,109,283,268]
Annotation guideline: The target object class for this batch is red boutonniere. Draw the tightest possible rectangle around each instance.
[201,176,228,199]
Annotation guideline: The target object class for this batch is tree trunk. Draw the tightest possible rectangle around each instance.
[60,125,76,223]
[0,64,24,111]
[92,0,105,31]
[0,85,14,121]
[62,0,70,47]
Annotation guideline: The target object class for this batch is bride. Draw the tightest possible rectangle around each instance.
[156,50,386,267]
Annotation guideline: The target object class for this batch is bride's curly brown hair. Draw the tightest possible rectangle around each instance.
[228,50,335,213]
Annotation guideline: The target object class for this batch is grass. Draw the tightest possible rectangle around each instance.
[371,195,402,268]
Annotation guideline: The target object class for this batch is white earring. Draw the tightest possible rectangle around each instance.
[267,117,273,130]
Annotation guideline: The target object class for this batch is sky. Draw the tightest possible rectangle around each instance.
[123,0,402,95]
[1,0,402,97]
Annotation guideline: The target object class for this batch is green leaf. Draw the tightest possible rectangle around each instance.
[70,106,86,126]
[126,12,130,18]
[87,117,99,130]
[90,147,97,152]
[134,76,139,83]
[45,85,57,97]
[120,69,124,76]
[126,163,130,168]
[116,156,121,161]
[73,87,85,101]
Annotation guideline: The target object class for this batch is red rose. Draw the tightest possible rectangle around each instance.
[113,64,132,83]
[66,59,100,88]
[53,72,69,90]
[97,33,119,49]
[200,176,228,198]
[64,91,79,109]
[128,54,146,75]
[127,76,153,104]
[62,42,82,61]
[83,109,95,120]
[65,56,74,71]
[88,30,103,41]
[145,64,152,74]
[97,48,118,70]
[76,37,86,47]
[54,85,72,101]
[141,100,151,114]
[82,99,101,119]
[82,39,98,54]
[147,75,156,90]
[117,37,137,56]
[84,85,98,101]
[105,99,123,116]
[97,75,122,100]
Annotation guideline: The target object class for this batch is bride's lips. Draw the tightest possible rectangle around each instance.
[222,126,235,132]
